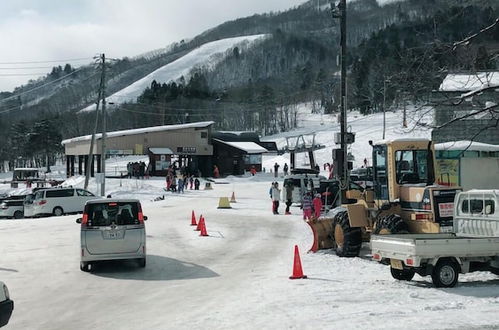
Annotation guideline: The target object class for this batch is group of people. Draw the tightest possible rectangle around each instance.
[273,162,289,178]
[165,165,200,192]
[126,161,148,179]
[269,181,323,219]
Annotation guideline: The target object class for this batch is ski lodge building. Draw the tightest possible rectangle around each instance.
[61,121,277,177]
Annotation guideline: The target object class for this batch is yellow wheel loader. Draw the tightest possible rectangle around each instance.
[311,138,461,257]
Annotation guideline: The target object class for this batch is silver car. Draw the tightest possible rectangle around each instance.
[0,200,24,219]
[76,199,147,272]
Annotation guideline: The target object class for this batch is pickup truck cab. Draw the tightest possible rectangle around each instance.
[371,190,499,287]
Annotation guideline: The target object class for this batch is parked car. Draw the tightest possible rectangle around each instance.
[0,200,24,219]
[0,281,13,328]
[76,199,148,272]
[23,188,49,218]
[32,188,99,217]
[283,173,327,204]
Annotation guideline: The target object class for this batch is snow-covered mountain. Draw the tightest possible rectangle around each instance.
[81,34,267,112]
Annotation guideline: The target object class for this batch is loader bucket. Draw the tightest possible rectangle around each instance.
[307,217,335,252]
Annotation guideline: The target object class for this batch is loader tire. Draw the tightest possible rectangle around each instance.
[333,211,362,257]
[374,214,409,235]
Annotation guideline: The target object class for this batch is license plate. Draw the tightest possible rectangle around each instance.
[103,230,124,240]
[438,202,454,217]
[440,226,453,233]
[390,259,403,270]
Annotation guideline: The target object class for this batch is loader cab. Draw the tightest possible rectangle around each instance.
[372,139,436,203]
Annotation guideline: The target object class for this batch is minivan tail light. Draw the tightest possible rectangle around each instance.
[81,213,88,227]
[138,203,144,224]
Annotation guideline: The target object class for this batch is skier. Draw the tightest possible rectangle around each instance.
[250,165,257,176]
[271,182,281,215]
[302,191,313,220]
[313,193,323,219]
[274,162,280,178]
[285,182,293,215]
[178,175,184,194]
[189,175,194,190]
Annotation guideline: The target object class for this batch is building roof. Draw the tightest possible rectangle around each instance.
[213,139,268,154]
[439,72,499,92]
[435,140,499,152]
[61,121,214,145]
[149,148,174,155]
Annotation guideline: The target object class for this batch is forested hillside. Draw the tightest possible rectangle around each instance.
[1,0,498,168]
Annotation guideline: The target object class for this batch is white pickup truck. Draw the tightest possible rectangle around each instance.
[371,190,499,287]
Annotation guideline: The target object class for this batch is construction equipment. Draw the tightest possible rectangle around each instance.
[311,138,461,257]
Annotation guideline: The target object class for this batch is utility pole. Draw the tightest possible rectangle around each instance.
[383,78,387,139]
[331,0,348,202]
[100,53,107,197]
[84,55,106,190]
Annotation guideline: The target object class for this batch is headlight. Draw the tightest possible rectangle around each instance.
[2,284,9,300]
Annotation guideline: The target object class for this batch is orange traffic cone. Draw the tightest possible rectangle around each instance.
[191,210,197,226]
[195,215,203,231]
[199,218,209,237]
[230,191,237,203]
[289,245,307,279]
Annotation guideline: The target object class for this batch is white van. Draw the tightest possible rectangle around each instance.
[32,188,99,217]
[283,173,326,204]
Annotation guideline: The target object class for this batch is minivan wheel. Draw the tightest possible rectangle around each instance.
[53,207,64,216]
[80,262,90,272]
[138,258,146,268]
[14,210,23,219]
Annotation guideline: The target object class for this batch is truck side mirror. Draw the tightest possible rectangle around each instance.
[143,216,148,221]
[76,218,82,224]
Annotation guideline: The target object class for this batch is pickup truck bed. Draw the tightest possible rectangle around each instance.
[371,234,499,267]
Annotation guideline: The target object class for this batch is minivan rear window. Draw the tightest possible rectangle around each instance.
[46,189,74,198]
[86,202,140,226]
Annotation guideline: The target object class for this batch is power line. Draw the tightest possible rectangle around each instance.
[0,66,55,70]
[0,67,87,104]
[0,73,51,76]
[0,57,92,65]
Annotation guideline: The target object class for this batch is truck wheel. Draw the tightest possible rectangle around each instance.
[390,267,415,281]
[374,214,409,235]
[14,210,23,219]
[431,258,459,288]
[333,211,362,257]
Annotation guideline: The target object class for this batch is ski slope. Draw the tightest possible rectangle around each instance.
[81,35,267,112]
[262,103,433,171]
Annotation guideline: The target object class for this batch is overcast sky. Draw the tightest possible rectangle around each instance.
[0,0,307,92]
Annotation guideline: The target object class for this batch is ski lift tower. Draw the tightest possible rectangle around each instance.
[279,133,326,172]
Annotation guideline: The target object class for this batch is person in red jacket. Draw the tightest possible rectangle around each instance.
[313,193,323,219]
[213,165,220,178]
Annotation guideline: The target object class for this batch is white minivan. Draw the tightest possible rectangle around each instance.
[32,188,99,217]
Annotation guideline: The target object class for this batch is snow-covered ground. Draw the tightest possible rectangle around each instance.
[1,106,499,329]
[81,35,267,112]
[1,174,499,330]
